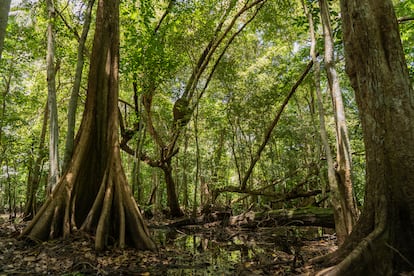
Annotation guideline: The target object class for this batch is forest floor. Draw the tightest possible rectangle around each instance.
[0,214,337,275]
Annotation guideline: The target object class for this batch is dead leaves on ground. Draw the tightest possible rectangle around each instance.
[0,217,336,275]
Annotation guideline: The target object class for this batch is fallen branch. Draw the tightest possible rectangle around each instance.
[230,207,334,228]
[165,207,334,229]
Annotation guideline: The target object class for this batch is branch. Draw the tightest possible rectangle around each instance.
[167,1,267,158]
[154,0,175,34]
[195,2,265,104]
[240,58,315,190]
[398,16,414,23]
[185,0,267,100]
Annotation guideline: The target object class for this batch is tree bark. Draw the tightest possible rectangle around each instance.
[161,161,183,217]
[21,0,156,251]
[0,0,11,61]
[319,0,359,236]
[46,0,60,193]
[302,0,352,245]
[315,0,414,274]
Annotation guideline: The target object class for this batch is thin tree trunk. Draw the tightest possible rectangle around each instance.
[161,161,183,217]
[131,129,145,203]
[0,73,11,149]
[133,1,265,218]
[319,0,359,234]
[240,59,314,190]
[62,0,95,172]
[193,102,200,217]
[302,0,349,245]
[46,0,59,193]
[24,102,49,219]
[182,130,189,208]
[0,0,11,61]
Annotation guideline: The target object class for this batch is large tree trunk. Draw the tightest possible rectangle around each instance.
[21,0,156,251]
[0,0,11,60]
[315,0,414,274]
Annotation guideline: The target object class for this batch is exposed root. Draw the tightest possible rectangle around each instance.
[315,199,388,275]
[385,242,414,269]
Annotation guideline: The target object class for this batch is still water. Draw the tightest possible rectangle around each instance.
[150,226,314,275]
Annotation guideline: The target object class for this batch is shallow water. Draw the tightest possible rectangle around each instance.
[151,226,319,275]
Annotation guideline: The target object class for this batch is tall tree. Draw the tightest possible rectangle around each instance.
[21,0,156,251]
[315,0,414,274]
[301,0,348,244]
[46,0,60,192]
[0,0,11,60]
[121,0,267,217]
[62,0,95,172]
[319,0,359,237]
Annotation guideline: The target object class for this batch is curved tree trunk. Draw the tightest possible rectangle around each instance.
[21,0,156,251]
[315,0,414,274]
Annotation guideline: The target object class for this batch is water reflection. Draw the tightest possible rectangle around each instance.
[151,228,273,275]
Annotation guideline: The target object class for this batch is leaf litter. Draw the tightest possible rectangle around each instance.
[0,215,337,275]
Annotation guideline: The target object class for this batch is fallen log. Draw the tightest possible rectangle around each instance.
[230,207,334,228]
[165,207,334,229]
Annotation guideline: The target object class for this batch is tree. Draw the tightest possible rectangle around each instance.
[315,0,414,274]
[0,0,11,60]
[21,0,156,251]
[46,0,60,193]
[121,0,267,217]
[301,0,347,244]
[318,0,359,239]
[62,0,95,172]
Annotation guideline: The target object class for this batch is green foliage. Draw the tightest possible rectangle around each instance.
[394,1,414,79]
[6,0,414,214]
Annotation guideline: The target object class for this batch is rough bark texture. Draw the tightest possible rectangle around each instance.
[21,0,156,251]
[316,0,414,274]
[0,0,11,60]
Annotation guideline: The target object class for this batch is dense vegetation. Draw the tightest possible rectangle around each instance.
[0,0,413,273]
